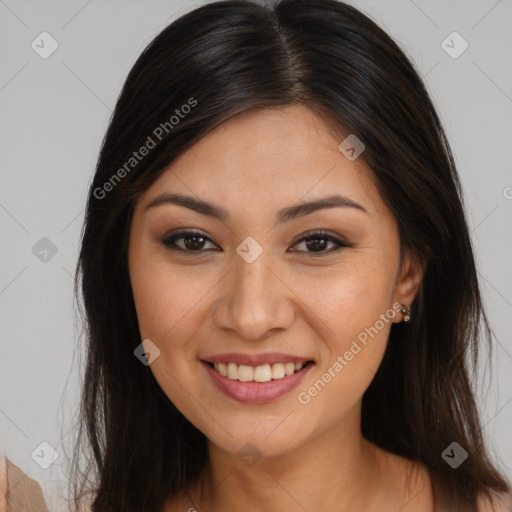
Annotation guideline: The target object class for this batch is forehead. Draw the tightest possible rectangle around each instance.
[137,105,385,220]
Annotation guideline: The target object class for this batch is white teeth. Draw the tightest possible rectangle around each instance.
[212,361,308,381]
[218,362,228,376]
[271,363,285,379]
[253,364,272,383]
[227,362,238,380]
[238,365,254,382]
[284,363,295,376]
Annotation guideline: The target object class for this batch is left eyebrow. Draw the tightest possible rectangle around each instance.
[143,192,368,223]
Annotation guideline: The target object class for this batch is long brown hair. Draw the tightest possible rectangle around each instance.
[70,0,511,510]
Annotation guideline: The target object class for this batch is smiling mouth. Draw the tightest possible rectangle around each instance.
[204,361,314,383]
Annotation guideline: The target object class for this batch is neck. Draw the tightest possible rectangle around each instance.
[189,411,391,511]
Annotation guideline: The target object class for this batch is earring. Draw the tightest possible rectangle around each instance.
[400,304,411,322]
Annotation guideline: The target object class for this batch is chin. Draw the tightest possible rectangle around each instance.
[203,420,307,461]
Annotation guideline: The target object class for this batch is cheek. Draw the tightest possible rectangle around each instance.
[295,272,396,424]
[130,251,216,346]
[289,256,396,339]
[129,252,213,421]
[291,255,397,400]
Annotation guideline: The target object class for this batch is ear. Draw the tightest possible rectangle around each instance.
[391,249,425,323]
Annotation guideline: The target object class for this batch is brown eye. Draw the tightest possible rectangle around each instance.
[162,231,217,253]
[161,230,350,256]
[289,231,350,255]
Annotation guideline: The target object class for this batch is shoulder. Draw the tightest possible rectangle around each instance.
[477,491,512,512]
[373,444,512,512]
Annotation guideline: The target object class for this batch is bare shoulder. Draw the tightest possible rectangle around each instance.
[477,491,512,512]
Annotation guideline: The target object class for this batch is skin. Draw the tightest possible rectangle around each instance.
[128,104,431,511]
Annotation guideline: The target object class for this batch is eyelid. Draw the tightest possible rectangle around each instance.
[161,229,351,255]
[161,230,218,251]
[290,229,347,246]
[288,230,351,254]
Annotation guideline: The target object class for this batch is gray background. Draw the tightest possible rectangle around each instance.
[1,0,511,510]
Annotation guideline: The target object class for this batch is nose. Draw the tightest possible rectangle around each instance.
[212,251,296,341]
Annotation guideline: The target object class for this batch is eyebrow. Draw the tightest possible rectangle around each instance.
[143,192,368,223]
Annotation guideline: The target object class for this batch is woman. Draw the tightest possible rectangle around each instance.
[70,0,511,510]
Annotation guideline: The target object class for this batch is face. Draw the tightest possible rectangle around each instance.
[128,105,422,459]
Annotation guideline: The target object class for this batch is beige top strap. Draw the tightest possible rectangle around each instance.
[0,454,49,512]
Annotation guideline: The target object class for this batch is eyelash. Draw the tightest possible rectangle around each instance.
[161,230,351,256]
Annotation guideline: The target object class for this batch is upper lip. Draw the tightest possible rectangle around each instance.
[202,352,313,367]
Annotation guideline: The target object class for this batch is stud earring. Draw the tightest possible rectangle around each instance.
[400,304,411,322]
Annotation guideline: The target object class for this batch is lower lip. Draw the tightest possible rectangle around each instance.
[201,361,314,404]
